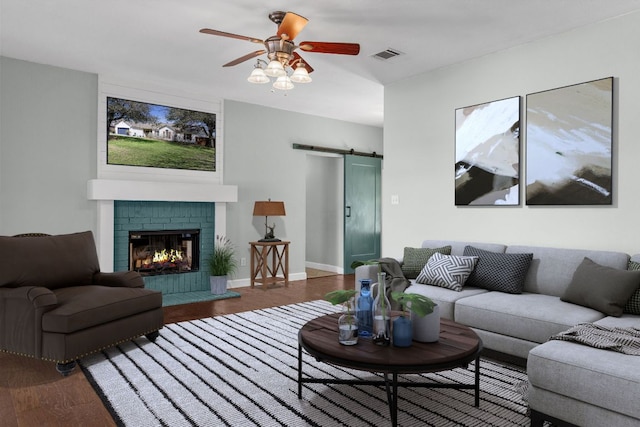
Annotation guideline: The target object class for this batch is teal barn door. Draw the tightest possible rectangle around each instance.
[344,154,381,274]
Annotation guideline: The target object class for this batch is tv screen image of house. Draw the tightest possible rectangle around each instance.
[106,96,216,172]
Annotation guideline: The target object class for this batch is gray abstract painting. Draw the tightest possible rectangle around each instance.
[526,77,613,205]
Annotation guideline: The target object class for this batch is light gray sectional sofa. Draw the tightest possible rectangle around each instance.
[355,239,640,427]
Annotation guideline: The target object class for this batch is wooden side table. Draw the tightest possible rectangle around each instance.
[249,241,290,288]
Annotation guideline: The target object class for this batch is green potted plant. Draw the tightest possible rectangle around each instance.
[391,291,439,345]
[324,289,359,345]
[207,235,238,295]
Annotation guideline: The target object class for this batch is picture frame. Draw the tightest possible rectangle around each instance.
[96,79,223,184]
[455,96,521,206]
[525,77,613,205]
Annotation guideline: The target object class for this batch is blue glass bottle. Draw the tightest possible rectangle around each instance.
[356,279,374,337]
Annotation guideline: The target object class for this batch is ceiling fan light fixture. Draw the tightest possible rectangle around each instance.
[273,75,294,91]
[200,10,360,92]
[247,65,270,84]
[265,60,286,77]
[290,63,312,83]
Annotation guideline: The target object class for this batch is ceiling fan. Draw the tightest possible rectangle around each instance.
[199,11,360,89]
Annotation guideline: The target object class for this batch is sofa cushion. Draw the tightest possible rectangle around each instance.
[401,246,451,279]
[416,252,478,291]
[528,340,640,420]
[454,292,605,344]
[463,246,533,294]
[420,240,506,257]
[506,245,630,297]
[624,260,640,315]
[42,286,162,333]
[404,282,488,320]
[595,314,640,329]
[561,257,640,317]
[0,231,100,290]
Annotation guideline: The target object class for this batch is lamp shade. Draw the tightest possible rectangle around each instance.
[253,201,286,217]
[272,75,294,91]
[247,67,270,84]
[264,60,286,77]
[290,64,312,83]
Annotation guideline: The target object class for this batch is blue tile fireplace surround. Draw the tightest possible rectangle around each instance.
[113,201,214,295]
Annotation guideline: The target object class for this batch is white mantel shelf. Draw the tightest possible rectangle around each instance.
[87,179,238,202]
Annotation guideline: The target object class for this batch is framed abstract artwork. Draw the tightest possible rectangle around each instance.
[525,77,613,205]
[455,96,521,206]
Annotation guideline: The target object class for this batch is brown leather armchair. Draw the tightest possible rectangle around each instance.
[0,231,164,375]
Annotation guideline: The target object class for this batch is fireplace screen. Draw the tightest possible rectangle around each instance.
[129,229,199,275]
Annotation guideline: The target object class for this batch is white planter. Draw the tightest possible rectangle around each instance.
[210,275,228,295]
[411,304,440,342]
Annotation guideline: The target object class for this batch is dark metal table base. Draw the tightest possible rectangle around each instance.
[297,344,481,427]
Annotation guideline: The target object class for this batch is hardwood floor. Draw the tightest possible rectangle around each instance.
[0,274,353,427]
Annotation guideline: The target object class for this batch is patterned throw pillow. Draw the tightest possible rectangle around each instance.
[463,246,533,294]
[624,260,640,315]
[416,252,478,291]
[401,246,452,279]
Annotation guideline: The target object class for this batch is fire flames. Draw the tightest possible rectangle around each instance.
[137,248,190,272]
[153,248,184,264]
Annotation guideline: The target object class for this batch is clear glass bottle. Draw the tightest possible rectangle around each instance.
[372,272,391,346]
[356,279,373,338]
[338,303,359,345]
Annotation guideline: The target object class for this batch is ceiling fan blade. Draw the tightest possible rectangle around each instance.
[223,50,266,67]
[199,28,263,44]
[277,12,308,40]
[289,52,314,73]
[299,42,360,55]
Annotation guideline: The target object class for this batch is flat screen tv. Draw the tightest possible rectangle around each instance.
[106,96,216,172]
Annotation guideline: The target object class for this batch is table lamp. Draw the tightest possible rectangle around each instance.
[253,200,286,242]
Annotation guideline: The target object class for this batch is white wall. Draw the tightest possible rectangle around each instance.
[0,57,98,235]
[223,100,382,282]
[383,11,640,256]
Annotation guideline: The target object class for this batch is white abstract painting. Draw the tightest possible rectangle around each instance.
[455,96,521,206]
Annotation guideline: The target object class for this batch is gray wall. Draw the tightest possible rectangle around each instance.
[0,58,383,282]
[383,11,640,256]
[306,154,343,271]
[223,100,383,280]
[0,57,98,235]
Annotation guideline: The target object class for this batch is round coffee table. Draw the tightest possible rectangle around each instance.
[297,312,483,427]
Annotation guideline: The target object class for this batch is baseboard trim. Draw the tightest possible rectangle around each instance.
[227,272,307,289]
[305,262,344,274]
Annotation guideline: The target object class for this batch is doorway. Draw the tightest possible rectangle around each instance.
[305,154,344,275]
[304,153,381,276]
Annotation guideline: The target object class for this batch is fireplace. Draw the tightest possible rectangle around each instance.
[112,200,215,294]
[88,179,237,295]
[129,229,200,276]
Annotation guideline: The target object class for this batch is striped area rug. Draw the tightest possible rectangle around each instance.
[80,300,530,426]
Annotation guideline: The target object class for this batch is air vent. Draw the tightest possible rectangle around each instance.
[371,48,403,61]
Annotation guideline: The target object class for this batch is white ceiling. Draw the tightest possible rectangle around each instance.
[2,0,640,128]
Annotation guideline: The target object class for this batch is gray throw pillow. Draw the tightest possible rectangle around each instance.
[416,252,478,291]
[561,257,640,317]
[463,246,533,294]
[401,246,452,279]
[624,260,640,315]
